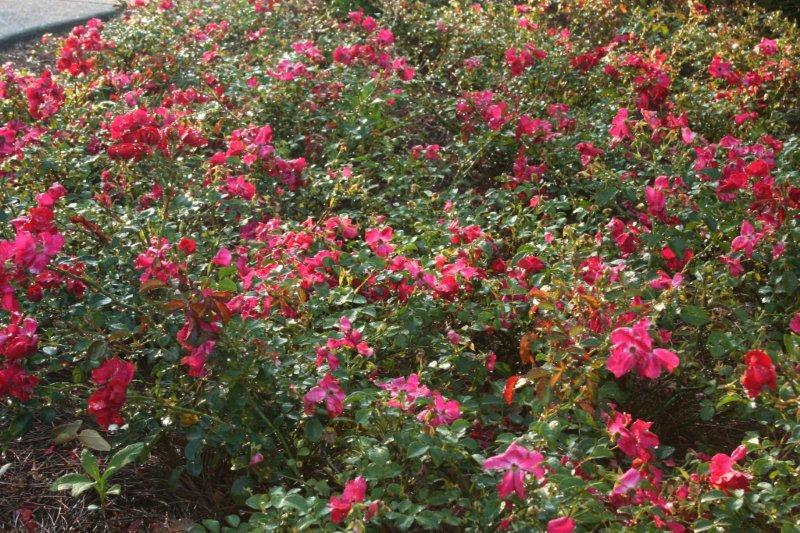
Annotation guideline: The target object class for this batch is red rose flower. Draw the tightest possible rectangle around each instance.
[741,350,777,398]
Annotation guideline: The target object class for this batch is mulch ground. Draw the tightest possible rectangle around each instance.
[0,416,201,532]
[1,33,61,72]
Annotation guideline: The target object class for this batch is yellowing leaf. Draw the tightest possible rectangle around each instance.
[78,429,111,452]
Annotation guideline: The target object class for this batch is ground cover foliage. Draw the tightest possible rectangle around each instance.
[2,0,800,530]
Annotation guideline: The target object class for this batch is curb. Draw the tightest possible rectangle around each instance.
[0,7,121,51]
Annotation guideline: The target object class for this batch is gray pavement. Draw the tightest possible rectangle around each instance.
[0,0,119,49]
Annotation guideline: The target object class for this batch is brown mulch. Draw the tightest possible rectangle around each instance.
[1,32,63,72]
[0,417,200,532]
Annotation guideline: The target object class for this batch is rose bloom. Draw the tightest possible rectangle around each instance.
[740,350,776,398]
[483,442,545,499]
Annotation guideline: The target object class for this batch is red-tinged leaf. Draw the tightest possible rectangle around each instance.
[504,375,521,405]
[214,299,232,323]
[163,299,185,313]
[578,401,595,416]
[139,278,166,293]
[519,332,535,365]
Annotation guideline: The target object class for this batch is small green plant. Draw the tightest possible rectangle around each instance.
[51,443,145,507]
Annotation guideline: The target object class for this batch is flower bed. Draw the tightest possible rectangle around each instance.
[2,0,800,530]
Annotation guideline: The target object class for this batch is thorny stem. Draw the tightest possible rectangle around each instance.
[245,394,304,479]
[48,266,143,315]
[125,393,229,427]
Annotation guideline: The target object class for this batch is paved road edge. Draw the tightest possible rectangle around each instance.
[0,7,120,51]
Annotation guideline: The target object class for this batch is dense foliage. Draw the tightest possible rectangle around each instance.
[2,0,800,530]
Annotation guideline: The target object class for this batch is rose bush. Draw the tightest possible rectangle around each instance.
[2,0,800,530]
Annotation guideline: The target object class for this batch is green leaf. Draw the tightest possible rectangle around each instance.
[716,393,743,410]
[784,334,800,358]
[103,442,145,480]
[86,340,109,361]
[781,270,798,295]
[407,442,429,459]
[246,494,271,511]
[230,475,253,505]
[305,417,323,443]
[396,514,415,529]
[699,404,715,422]
[81,449,100,480]
[185,437,203,461]
[368,446,390,465]
[680,306,710,326]
[700,490,726,503]
[51,473,95,496]
[657,445,675,459]
[7,413,32,439]
[416,510,444,529]
[595,186,617,206]
[588,445,614,459]
[693,519,716,532]
[281,493,308,513]
[71,481,97,497]
[216,278,238,292]
[78,429,111,452]
[186,437,204,476]
[355,408,371,426]
[751,456,774,475]
[201,519,220,533]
